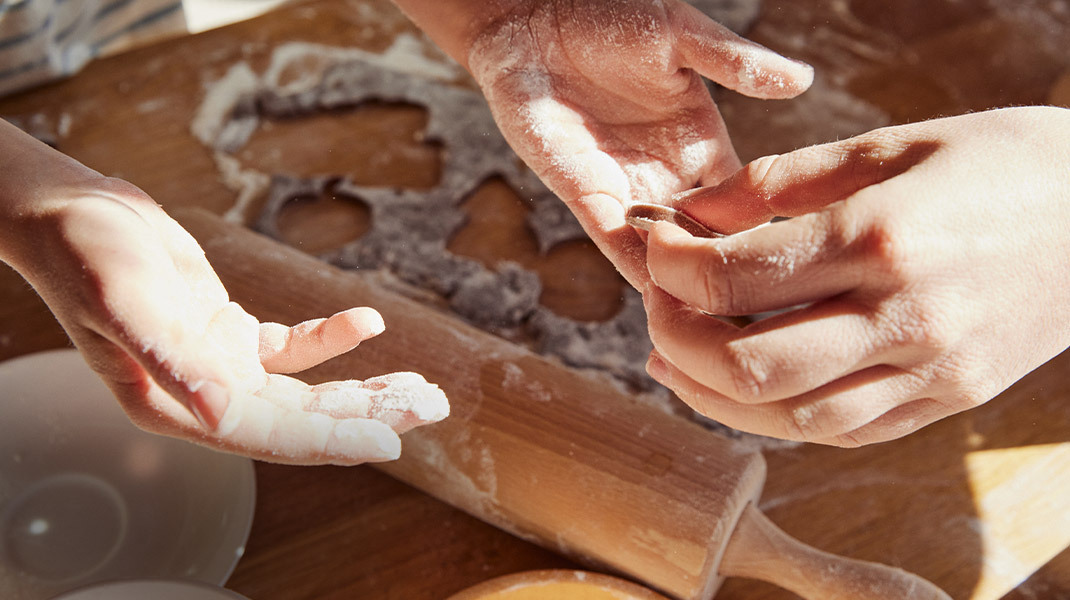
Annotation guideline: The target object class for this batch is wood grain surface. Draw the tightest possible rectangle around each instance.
[1,1,1068,599]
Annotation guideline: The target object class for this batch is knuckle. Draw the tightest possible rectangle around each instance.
[828,432,865,449]
[813,207,857,257]
[743,154,781,188]
[934,355,996,410]
[721,342,772,402]
[894,300,962,356]
[781,403,822,442]
[694,248,739,314]
[742,153,789,206]
[857,215,915,286]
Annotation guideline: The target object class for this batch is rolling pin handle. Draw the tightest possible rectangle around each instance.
[719,504,951,600]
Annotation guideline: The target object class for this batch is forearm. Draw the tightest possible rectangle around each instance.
[389,0,525,69]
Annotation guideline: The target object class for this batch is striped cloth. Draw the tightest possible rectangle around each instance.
[0,0,185,96]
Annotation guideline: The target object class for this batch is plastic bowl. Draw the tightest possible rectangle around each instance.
[0,350,256,600]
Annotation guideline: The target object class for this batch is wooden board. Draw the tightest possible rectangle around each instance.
[1,1,1068,598]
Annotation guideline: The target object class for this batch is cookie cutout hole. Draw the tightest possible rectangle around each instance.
[448,177,541,267]
[277,184,372,255]
[534,240,624,323]
[240,101,441,188]
[448,178,624,323]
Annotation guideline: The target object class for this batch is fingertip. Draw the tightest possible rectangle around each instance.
[414,386,451,425]
[792,59,816,91]
[670,2,814,100]
[342,306,385,338]
[645,223,691,289]
[754,56,815,100]
[331,419,402,463]
[360,372,451,434]
[646,351,671,384]
[724,42,815,100]
[647,221,692,251]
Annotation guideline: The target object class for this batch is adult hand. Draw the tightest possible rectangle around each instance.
[1,120,448,465]
[642,107,1070,446]
[464,0,813,285]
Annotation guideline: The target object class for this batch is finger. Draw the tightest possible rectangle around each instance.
[215,371,449,464]
[107,366,445,465]
[100,367,401,466]
[672,129,941,234]
[646,210,869,315]
[259,307,386,373]
[251,372,449,435]
[570,192,652,288]
[645,285,883,402]
[814,398,952,447]
[668,1,813,99]
[214,388,403,465]
[309,373,451,435]
[645,285,898,402]
[647,352,928,443]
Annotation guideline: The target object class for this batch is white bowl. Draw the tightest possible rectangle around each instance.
[54,579,249,599]
[0,350,256,600]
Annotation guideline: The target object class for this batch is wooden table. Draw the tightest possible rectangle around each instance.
[1,1,1068,598]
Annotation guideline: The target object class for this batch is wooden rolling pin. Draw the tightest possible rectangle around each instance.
[178,209,949,600]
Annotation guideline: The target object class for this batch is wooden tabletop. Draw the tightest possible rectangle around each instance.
[1,1,1068,599]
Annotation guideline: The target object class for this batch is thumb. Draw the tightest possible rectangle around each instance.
[672,129,940,233]
[119,302,251,432]
[669,1,813,100]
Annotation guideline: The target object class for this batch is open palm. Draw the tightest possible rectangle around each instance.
[18,180,448,465]
[468,0,812,285]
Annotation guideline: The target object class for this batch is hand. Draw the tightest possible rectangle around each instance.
[641,106,1070,446]
[465,0,813,285]
[1,121,448,465]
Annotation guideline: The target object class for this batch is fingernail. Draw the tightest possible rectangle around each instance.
[648,221,685,241]
[670,188,710,204]
[191,381,229,431]
[646,353,670,382]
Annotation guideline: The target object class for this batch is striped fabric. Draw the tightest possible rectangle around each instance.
[0,0,184,96]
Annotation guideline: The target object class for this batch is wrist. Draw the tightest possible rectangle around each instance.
[0,119,107,269]
[389,0,527,70]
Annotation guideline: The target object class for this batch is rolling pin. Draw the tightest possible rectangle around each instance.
[177,209,949,600]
